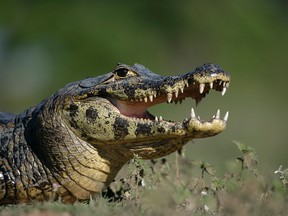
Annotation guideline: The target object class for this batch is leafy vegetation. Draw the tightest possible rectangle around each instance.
[1,142,287,216]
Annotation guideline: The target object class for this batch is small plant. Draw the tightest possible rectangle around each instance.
[275,165,288,190]
[234,140,259,177]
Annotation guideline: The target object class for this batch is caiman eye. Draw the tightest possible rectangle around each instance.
[114,68,137,78]
[115,68,129,77]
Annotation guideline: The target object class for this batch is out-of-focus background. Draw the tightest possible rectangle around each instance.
[0,0,287,176]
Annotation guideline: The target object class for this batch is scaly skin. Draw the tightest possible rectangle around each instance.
[0,63,230,204]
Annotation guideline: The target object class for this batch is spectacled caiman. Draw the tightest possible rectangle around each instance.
[0,63,230,204]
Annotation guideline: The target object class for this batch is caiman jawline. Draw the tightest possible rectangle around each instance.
[109,79,230,123]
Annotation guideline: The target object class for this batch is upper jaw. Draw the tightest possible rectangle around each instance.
[108,75,230,125]
[114,68,230,105]
[95,63,230,124]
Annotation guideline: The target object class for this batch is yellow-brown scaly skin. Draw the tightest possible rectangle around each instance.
[0,63,230,204]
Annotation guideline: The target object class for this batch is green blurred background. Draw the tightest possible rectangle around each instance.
[0,0,287,176]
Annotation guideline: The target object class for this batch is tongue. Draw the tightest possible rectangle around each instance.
[115,100,151,118]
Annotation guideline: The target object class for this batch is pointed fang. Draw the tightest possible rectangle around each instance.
[144,97,148,103]
[209,82,213,89]
[224,111,229,121]
[199,83,205,94]
[149,95,153,102]
[167,93,173,103]
[215,109,220,119]
[184,80,189,87]
[175,89,179,98]
[222,87,227,96]
[191,108,196,118]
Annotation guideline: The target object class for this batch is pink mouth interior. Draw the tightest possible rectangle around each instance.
[114,98,162,120]
[112,86,201,120]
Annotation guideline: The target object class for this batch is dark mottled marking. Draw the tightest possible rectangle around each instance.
[124,85,136,99]
[39,181,50,189]
[0,150,6,158]
[81,132,88,138]
[113,117,129,139]
[86,107,98,122]
[0,136,8,145]
[135,123,151,136]
[0,136,9,158]
[69,118,79,129]
[170,126,176,133]
[157,127,166,133]
[68,104,79,117]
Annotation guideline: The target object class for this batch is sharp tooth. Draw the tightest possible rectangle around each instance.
[144,97,148,103]
[180,87,184,93]
[222,87,227,96]
[199,83,205,94]
[155,116,158,122]
[225,82,230,88]
[149,95,153,102]
[139,98,143,102]
[167,93,172,103]
[175,89,179,98]
[219,80,222,85]
[209,82,213,89]
[191,108,196,118]
[223,111,229,121]
[184,80,189,87]
[215,109,220,119]
[154,93,157,98]
[159,116,163,121]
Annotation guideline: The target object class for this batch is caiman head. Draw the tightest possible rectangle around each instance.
[29,63,230,201]
[55,63,230,160]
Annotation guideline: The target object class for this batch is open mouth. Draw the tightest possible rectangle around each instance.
[110,78,230,124]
